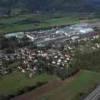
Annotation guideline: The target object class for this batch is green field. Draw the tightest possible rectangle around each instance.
[0,14,79,34]
[0,72,58,96]
[0,13,99,34]
[38,70,100,100]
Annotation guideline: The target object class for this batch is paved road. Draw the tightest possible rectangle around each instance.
[84,86,100,100]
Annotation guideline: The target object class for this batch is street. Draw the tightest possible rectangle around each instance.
[84,86,100,100]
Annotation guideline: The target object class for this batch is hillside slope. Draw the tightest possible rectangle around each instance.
[0,0,100,15]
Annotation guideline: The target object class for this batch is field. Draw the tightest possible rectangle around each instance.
[12,70,100,100]
[0,13,100,100]
[0,14,79,34]
[0,13,99,35]
[38,70,100,100]
[0,71,58,96]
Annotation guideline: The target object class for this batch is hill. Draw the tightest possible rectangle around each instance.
[0,0,100,16]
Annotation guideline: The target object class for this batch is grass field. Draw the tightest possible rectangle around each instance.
[36,70,100,100]
[0,13,99,34]
[0,14,80,33]
[0,69,100,100]
[0,71,58,96]
[46,17,79,26]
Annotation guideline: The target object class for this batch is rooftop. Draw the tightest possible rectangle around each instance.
[5,32,25,39]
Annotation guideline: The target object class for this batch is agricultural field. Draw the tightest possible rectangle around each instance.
[12,70,100,100]
[0,71,58,96]
[0,14,80,34]
[38,70,100,100]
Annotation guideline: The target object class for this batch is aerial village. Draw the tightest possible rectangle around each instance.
[0,23,100,79]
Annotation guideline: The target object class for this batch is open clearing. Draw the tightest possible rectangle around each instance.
[12,70,100,100]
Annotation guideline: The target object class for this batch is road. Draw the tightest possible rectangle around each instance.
[84,86,100,100]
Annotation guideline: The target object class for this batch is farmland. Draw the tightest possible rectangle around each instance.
[0,13,100,100]
[0,0,100,100]
[0,14,79,33]
[12,70,100,100]
[0,13,99,34]
[0,71,58,96]
[38,70,100,100]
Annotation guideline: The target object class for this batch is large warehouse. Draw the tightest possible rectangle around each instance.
[55,23,94,37]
